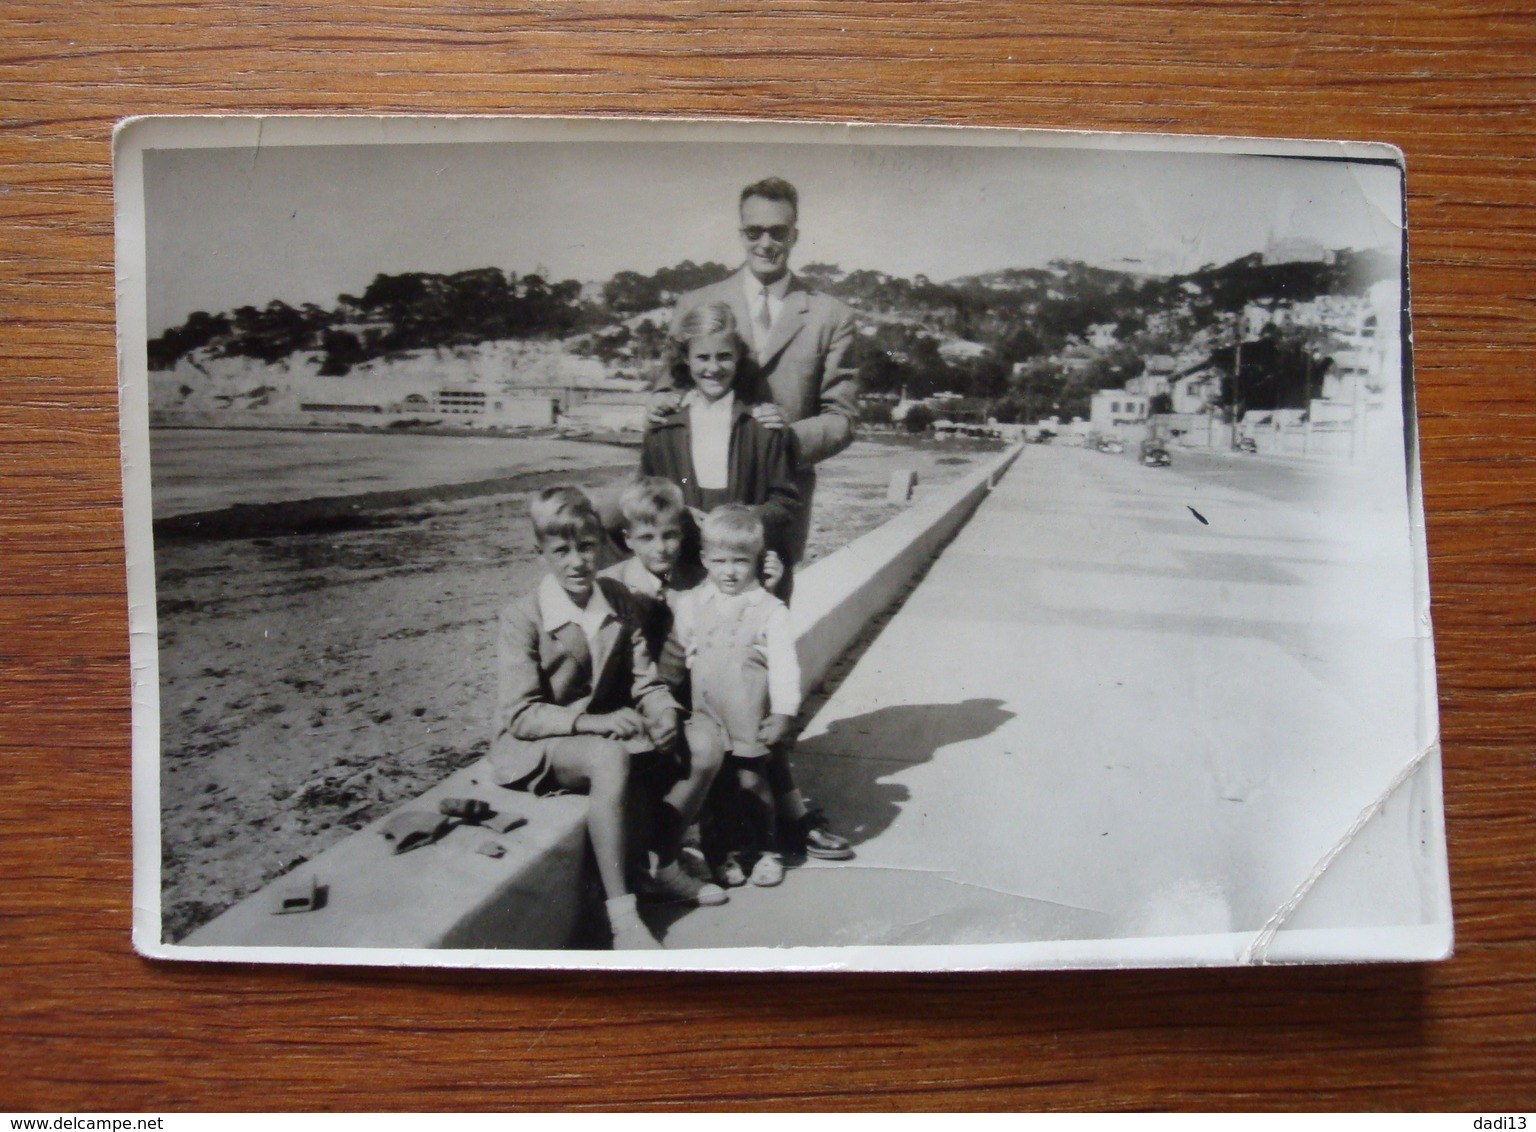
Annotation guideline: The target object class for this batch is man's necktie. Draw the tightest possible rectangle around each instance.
[753,290,773,355]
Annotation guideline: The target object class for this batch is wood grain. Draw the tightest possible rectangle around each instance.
[2,0,1532,1111]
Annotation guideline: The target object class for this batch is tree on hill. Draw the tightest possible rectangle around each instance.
[652,260,732,296]
[857,346,906,397]
[603,261,733,314]
[903,403,935,433]
[798,262,845,289]
[995,321,1048,366]
[317,329,366,377]
[340,269,584,358]
[1002,357,1095,423]
[1210,334,1332,414]
[603,271,663,315]
[966,354,1012,401]
[1180,253,1349,322]
[224,300,325,364]
[147,310,232,371]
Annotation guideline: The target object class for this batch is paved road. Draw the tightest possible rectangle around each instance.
[658,443,1443,957]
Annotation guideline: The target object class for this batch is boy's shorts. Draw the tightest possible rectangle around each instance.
[493,732,667,796]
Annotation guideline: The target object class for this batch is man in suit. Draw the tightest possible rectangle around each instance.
[660,175,860,563]
[654,176,858,862]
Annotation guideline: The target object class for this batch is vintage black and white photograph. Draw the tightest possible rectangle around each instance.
[116,116,1450,969]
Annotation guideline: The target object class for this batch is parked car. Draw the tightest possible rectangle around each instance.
[1096,437,1125,454]
[1238,437,1258,454]
[1140,438,1172,467]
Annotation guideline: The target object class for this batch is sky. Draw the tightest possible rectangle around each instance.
[142,135,1403,335]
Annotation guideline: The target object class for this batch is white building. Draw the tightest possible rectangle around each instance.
[1321,349,1377,404]
[1086,323,1120,350]
[1262,237,1334,266]
[1169,367,1223,415]
[1089,390,1151,434]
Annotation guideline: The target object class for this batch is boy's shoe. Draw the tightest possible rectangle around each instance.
[642,862,728,906]
[679,843,711,882]
[716,852,749,888]
[749,852,785,888]
[790,806,854,860]
[681,823,709,884]
[606,895,664,950]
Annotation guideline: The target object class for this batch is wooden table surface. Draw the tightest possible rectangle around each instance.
[2,0,1532,1112]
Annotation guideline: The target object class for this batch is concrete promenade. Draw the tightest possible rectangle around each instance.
[658,442,1443,955]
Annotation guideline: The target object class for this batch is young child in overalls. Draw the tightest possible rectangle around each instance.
[672,505,801,888]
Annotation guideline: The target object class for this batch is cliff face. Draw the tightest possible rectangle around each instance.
[149,340,619,419]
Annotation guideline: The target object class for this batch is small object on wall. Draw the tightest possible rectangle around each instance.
[272,875,326,915]
[379,812,452,854]
[887,469,918,503]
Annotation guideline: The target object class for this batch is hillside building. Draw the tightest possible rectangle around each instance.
[1086,323,1120,350]
[1124,355,1179,399]
[1089,390,1151,434]
[1169,366,1223,415]
[1262,237,1335,266]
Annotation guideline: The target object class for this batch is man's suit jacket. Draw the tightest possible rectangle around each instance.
[491,576,677,789]
[669,268,860,469]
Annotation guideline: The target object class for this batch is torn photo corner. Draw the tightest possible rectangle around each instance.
[115,115,1450,971]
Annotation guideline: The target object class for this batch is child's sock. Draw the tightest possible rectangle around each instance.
[606,893,638,917]
[606,894,662,950]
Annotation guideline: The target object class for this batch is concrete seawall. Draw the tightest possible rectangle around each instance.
[793,444,1023,691]
[177,443,1026,956]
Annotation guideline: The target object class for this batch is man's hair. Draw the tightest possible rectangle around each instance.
[700,503,765,556]
[618,477,687,529]
[739,176,799,220]
[528,486,603,543]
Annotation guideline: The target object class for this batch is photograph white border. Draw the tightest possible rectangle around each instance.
[116,115,1448,971]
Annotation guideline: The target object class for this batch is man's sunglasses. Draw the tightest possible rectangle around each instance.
[740,225,793,242]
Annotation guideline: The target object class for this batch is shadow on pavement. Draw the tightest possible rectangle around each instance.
[791,697,1016,848]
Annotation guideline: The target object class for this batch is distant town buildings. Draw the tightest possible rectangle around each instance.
[1087,280,1398,461]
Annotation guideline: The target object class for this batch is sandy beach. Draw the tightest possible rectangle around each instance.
[149,429,630,520]
[151,428,1000,940]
